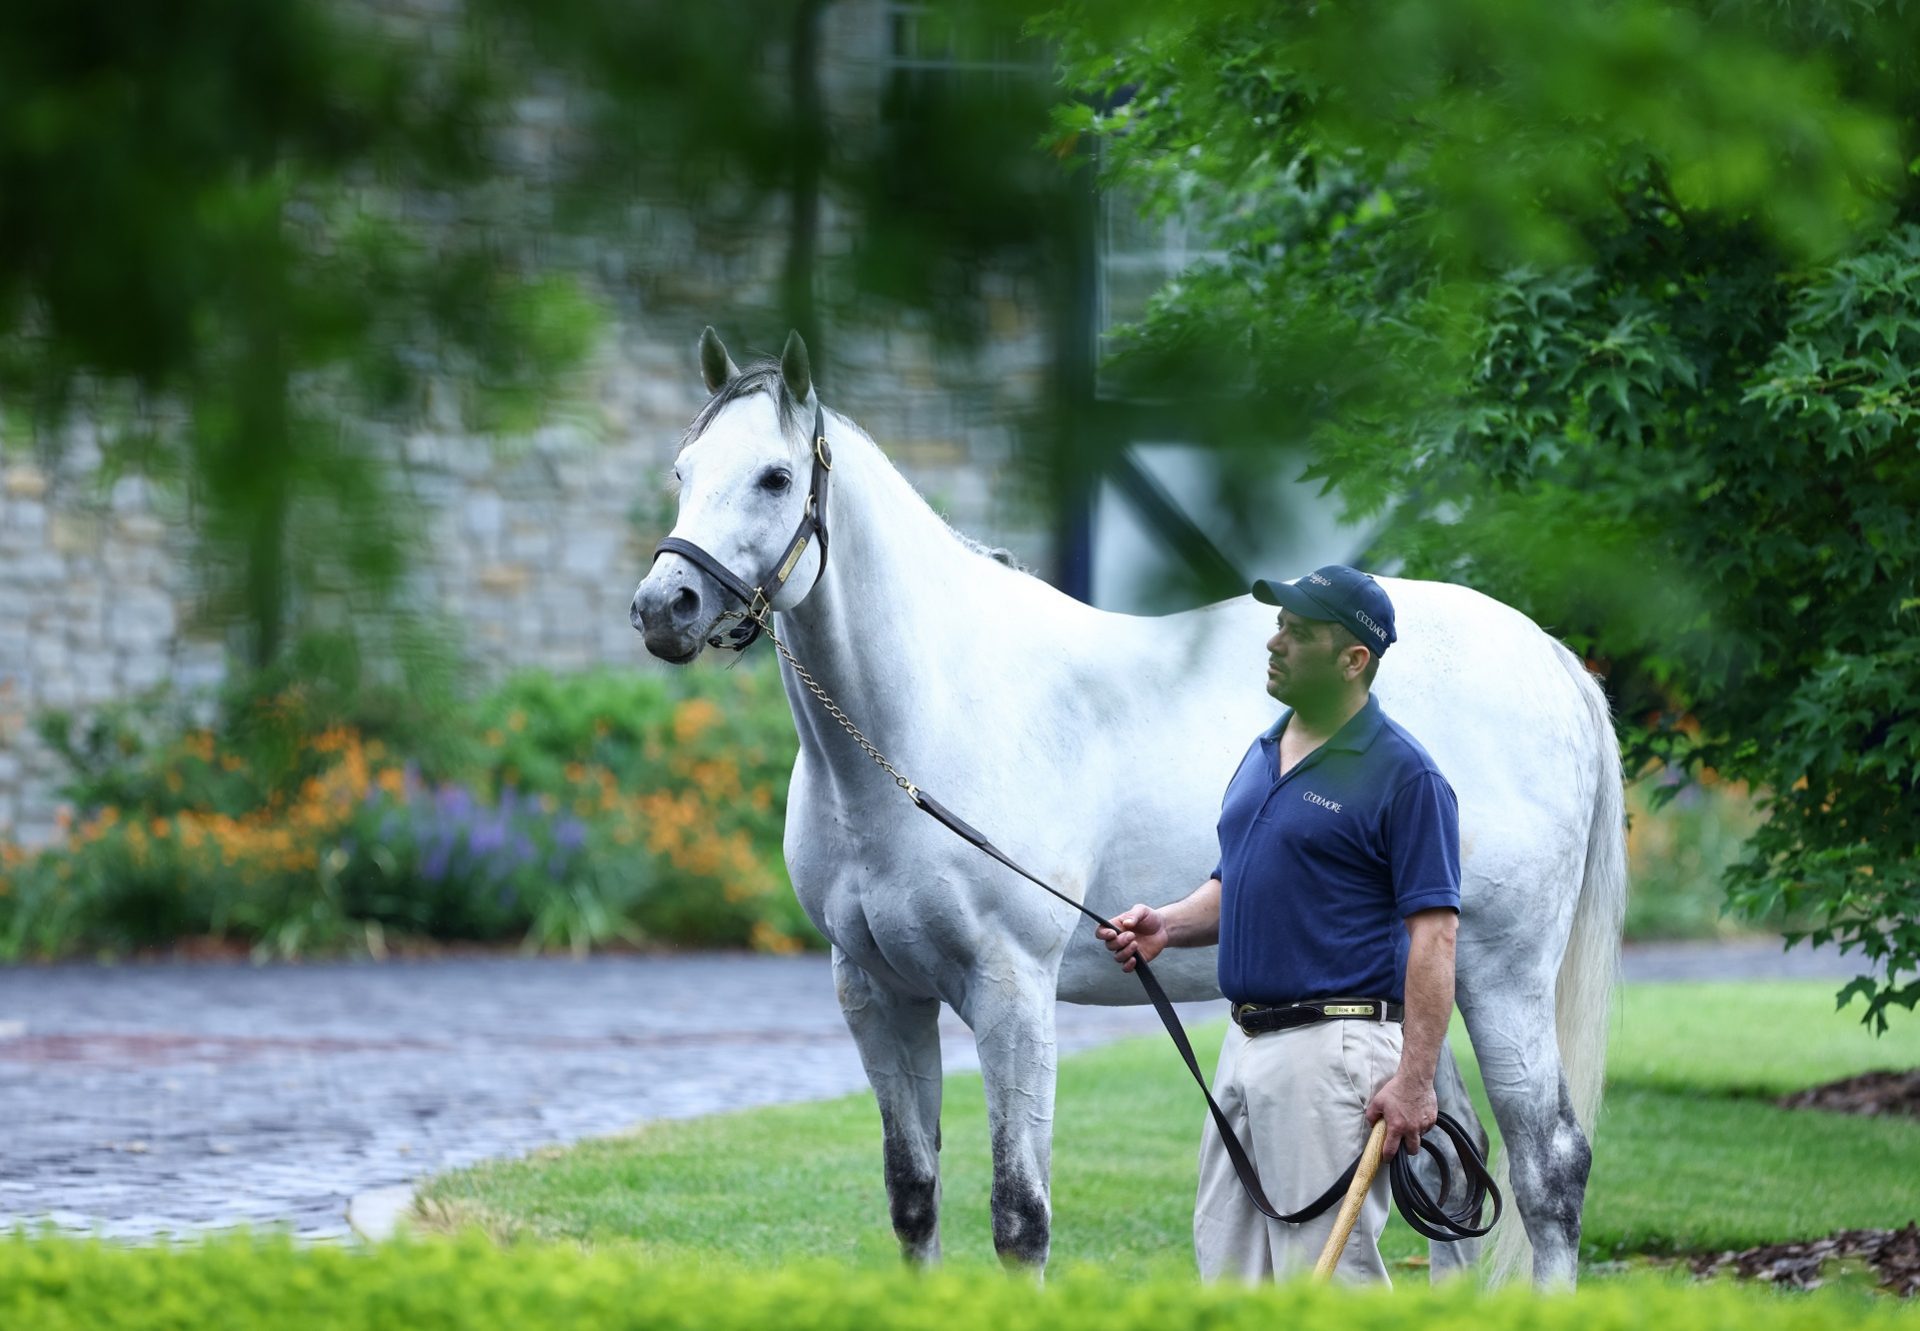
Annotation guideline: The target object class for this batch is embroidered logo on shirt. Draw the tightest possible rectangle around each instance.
[1303,790,1344,812]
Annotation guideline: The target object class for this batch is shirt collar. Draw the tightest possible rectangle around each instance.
[1261,692,1384,753]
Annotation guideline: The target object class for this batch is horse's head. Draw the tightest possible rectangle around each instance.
[630,326,828,663]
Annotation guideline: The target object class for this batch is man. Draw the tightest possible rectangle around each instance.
[1097,564,1461,1286]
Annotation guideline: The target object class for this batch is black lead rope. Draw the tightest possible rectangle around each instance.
[911,789,1501,1240]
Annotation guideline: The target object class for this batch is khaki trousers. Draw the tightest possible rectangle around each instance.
[1194,1015,1403,1286]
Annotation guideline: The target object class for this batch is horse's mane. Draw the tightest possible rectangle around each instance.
[684,354,1037,578]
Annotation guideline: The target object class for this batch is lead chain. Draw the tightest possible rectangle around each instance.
[716,608,920,800]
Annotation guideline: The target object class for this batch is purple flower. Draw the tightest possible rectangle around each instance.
[436,784,474,820]
[467,817,507,859]
[420,832,453,883]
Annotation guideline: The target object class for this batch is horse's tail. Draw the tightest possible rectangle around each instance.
[1485,641,1629,1287]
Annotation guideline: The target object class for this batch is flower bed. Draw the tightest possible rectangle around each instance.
[0,660,814,960]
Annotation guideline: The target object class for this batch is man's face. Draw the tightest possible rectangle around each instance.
[1264,609,1351,706]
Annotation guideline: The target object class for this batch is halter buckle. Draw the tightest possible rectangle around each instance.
[815,436,832,471]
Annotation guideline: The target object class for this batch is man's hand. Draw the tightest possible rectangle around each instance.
[1365,1071,1437,1158]
[1095,903,1169,972]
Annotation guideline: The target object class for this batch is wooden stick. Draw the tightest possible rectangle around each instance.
[1312,1118,1389,1281]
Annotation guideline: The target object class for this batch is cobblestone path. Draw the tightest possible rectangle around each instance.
[0,939,1859,1240]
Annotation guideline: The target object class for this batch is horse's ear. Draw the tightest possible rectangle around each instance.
[699,326,740,394]
[781,330,813,403]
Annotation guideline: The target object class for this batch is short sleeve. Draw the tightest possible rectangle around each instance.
[1209,858,1223,883]
[1386,769,1461,918]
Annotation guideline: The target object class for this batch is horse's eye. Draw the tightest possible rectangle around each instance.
[761,469,792,493]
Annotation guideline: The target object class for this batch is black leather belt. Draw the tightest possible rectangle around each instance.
[1232,996,1404,1034]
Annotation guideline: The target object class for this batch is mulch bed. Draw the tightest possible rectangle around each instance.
[1776,1068,1920,1118]
[1684,1223,1920,1297]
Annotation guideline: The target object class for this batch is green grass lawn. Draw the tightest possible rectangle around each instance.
[417,980,1920,1279]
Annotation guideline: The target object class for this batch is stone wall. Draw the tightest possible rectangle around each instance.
[0,441,227,844]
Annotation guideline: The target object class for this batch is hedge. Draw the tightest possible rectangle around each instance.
[0,1233,1905,1331]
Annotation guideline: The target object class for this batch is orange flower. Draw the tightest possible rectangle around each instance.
[673,698,723,745]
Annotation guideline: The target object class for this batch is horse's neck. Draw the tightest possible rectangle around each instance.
[772,421,998,782]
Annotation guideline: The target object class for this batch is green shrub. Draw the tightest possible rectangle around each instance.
[469,664,810,951]
[0,1233,1904,1330]
[33,630,475,820]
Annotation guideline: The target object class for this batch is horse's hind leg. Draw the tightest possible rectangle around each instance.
[834,948,944,1264]
[1424,1037,1490,1284]
[1458,975,1591,1287]
[956,949,1057,1272]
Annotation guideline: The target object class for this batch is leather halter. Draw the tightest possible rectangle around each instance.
[649,395,833,652]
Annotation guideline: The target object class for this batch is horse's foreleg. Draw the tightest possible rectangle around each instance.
[958,955,1057,1273]
[834,948,945,1264]
[1459,978,1591,1288]
[1424,1037,1490,1283]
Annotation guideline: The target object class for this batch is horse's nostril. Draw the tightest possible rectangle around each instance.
[672,586,700,621]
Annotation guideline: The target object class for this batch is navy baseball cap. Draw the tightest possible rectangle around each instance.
[1251,564,1398,656]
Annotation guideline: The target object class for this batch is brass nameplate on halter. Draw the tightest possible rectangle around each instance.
[1320,1003,1376,1016]
[777,536,810,581]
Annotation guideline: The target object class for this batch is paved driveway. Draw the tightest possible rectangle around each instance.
[0,939,1862,1240]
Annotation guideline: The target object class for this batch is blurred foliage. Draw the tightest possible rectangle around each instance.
[0,0,612,666]
[1623,771,1785,942]
[1036,0,1920,1030]
[1,656,813,959]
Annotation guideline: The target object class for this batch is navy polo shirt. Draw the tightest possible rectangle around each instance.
[1209,692,1460,1006]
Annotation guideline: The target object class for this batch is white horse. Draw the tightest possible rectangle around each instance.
[630,328,1626,1287]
